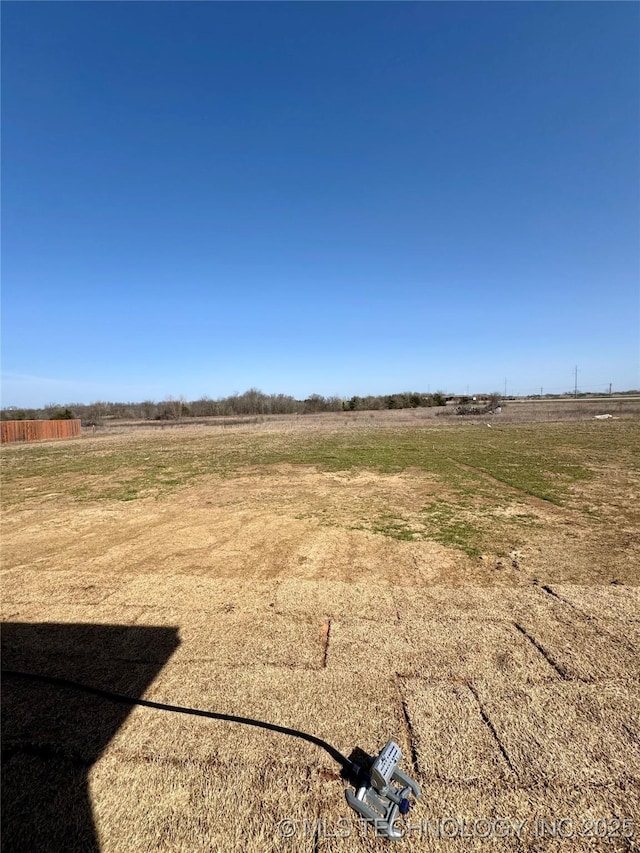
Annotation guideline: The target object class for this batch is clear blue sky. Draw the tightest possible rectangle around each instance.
[2,1,638,407]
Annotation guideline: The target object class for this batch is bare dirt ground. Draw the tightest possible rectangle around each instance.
[2,414,639,852]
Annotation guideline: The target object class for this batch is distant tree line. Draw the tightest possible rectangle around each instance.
[4,387,635,425]
[0,387,452,425]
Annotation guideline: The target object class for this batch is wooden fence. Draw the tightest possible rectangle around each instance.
[1,419,82,444]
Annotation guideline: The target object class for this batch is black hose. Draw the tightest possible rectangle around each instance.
[1,668,354,773]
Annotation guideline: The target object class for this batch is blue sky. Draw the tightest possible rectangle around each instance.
[2,2,638,407]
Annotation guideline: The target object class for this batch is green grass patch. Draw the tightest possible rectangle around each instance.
[2,420,636,527]
[368,513,423,542]
[420,501,483,557]
[354,501,485,555]
[0,421,613,507]
[3,419,638,558]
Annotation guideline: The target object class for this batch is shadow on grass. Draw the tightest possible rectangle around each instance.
[1,622,179,852]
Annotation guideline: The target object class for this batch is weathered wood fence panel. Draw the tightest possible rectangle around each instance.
[1,419,82,443]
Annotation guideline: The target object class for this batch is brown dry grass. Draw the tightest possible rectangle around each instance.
[2,415,639,851]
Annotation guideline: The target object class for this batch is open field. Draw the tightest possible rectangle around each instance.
[2,415,639,851]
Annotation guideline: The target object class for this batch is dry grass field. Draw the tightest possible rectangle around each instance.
[2,412,639,851]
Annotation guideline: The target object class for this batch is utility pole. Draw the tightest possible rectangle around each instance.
[504,378,507,397]
[540,386,543,397]
[608,382,612,396]
[574,365,578,398]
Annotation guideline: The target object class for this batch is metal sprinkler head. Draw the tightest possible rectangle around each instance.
[345,740,421,840]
